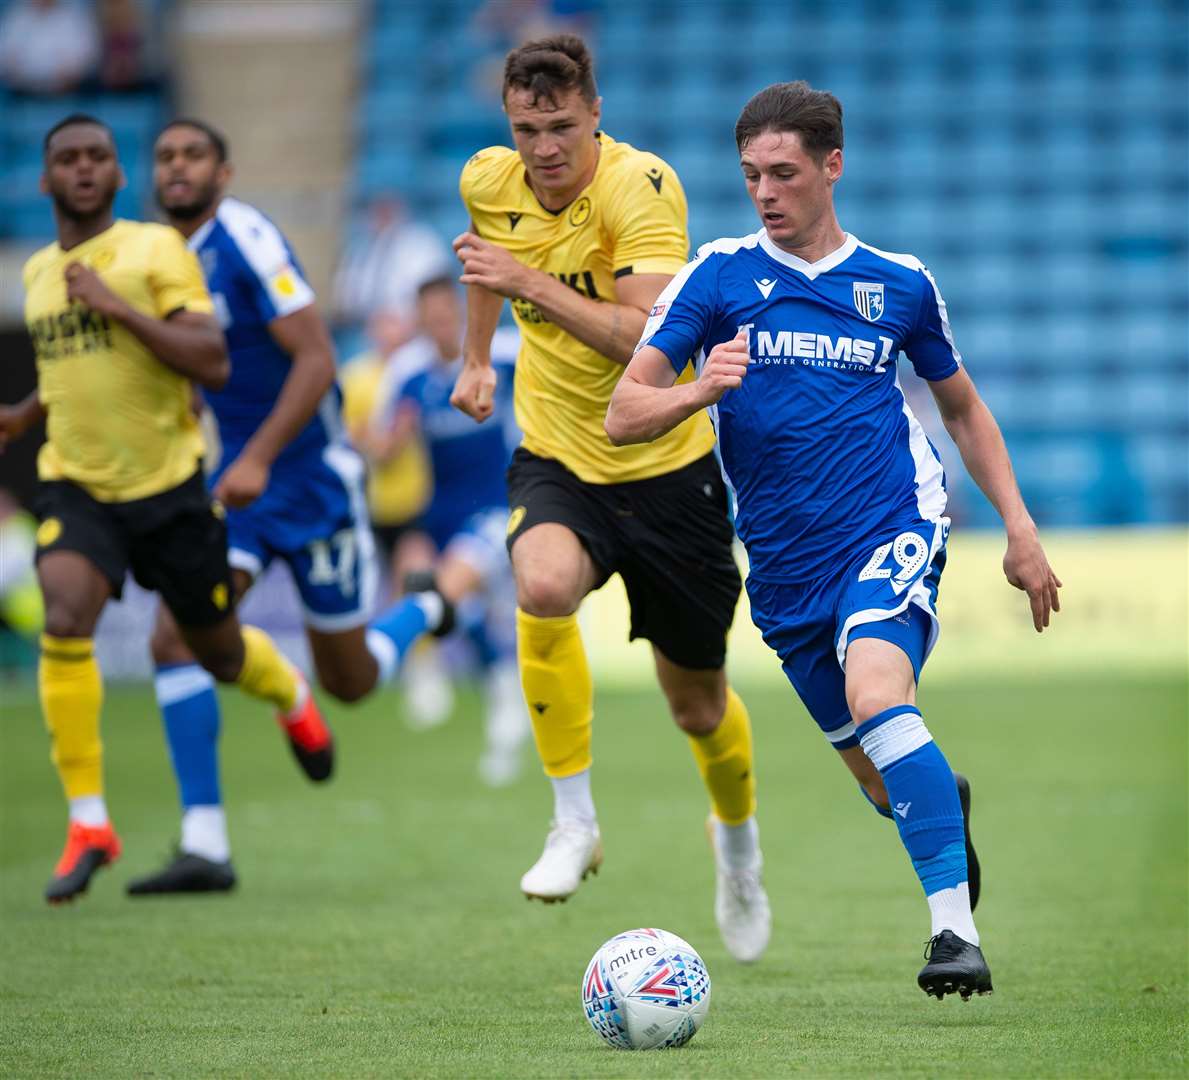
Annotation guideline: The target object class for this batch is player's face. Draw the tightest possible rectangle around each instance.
[504,87,602,206]
[740,130,842,251]
[153,126,230,220]
[41,125,123,221]
[418,285,463,356]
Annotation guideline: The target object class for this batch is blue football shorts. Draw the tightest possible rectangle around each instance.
[218,443,377,632]
[746,517,948,750]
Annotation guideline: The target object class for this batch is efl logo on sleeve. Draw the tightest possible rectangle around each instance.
[852,282,885,322]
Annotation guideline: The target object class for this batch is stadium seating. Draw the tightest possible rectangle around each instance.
[348,0,1188,527]
[2,0,1183,526]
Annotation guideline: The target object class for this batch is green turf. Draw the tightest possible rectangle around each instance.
[1,673,1185,1078]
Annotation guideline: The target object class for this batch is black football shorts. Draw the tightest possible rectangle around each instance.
[34,470,235,628]
[506,449,741,670]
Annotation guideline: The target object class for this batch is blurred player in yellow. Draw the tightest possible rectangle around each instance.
[450,37,769,961]
[0,115,325,904]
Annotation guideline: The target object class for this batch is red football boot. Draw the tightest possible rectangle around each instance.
[45,820,122,904]
[278,677,334,782]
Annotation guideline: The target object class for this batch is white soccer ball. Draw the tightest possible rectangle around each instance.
[581,928,711,1050]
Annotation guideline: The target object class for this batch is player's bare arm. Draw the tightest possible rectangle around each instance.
[929,366,1062,631]
[63,261,229,390]
[0,390,46,451]
[451,241,504,422]
[454,230,664,365]
[606,331,750,445]
[213,305,336,509]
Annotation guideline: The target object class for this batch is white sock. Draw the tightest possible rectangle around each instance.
[280,671,309,722]
[69,795,108,827]
[927,883,979,946]
[551,769,597,828]
[485,662,529,749]
[181,805,231,863]
[365,627,398,684]
[412,591,445,633]
[714,815,760,872]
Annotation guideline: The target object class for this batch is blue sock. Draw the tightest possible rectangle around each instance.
[857,705,966,896]
[154,663,222,808]
[859,784,895,820]
[368,595,432,666]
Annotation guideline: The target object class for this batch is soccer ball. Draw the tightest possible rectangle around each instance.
[581,928,711,1050]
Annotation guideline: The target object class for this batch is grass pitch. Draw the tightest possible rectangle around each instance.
[1,672,1185,1078]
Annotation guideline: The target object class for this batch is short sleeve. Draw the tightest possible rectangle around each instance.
[459,147,506,218]
[903,266,962,381]
[207,201,312,325]
[605,155,690,278]
[149,227,214,318]
[637,256,719,375]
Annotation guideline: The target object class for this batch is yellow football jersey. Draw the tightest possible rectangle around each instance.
[460,132,714,484]
[23,219,214,503]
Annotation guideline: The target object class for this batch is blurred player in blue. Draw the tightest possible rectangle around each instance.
[369,276,529,785]
[128,120,457,893]
[606,82,1062,999]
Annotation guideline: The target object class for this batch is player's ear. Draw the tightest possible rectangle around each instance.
[217,161,234,189]
[117,165,128,192]
[825,148,843,185]
[39,171,49,195]
[590,95,602,127]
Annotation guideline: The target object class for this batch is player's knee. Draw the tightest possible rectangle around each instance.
[848,687,907,728]
[194,644,244,684]
[42,598,96,640]
[318,668,370,705]
[665,685,727,736]
[515,571,580,618]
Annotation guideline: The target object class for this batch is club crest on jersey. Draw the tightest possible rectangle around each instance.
[569,196,592,227]
[853,282,884,322]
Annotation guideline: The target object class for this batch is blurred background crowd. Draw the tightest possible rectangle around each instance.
[0,0,1185,680]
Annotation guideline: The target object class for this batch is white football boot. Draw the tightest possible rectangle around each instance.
[708,815,772,963]
[519,820,603,902]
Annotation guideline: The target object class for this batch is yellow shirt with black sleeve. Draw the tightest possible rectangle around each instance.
[22,219,214,504]
[460,132,715,484]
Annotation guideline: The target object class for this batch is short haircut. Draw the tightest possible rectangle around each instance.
[417,274,457,298]
[735,81,844,160]
[157,117,229,163]
[503,33,597,108]
[43,114,114,153]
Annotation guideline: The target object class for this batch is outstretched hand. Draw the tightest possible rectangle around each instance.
[1003,528,1062,632]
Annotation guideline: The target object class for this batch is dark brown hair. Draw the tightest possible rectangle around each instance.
[503,34,597,108]
[735,81,844,160]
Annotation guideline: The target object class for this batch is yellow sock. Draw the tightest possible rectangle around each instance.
[517,609,593,778]
[688,686,756,826]
[235,625,299,713]
[39,634,104,801]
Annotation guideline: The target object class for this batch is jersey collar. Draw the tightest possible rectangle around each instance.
[757,230,857,280]
[187,215,217,251]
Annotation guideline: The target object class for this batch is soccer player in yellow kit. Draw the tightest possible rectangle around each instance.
[0,115,326,904]
[449,37,770,961]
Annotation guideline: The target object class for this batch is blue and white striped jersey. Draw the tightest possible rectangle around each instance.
[188,197,343,472]
[640,230,961,584]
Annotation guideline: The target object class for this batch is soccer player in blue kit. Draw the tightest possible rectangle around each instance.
[127,120,456,893]
[370,277,529,785]
[606,82,1062,999]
